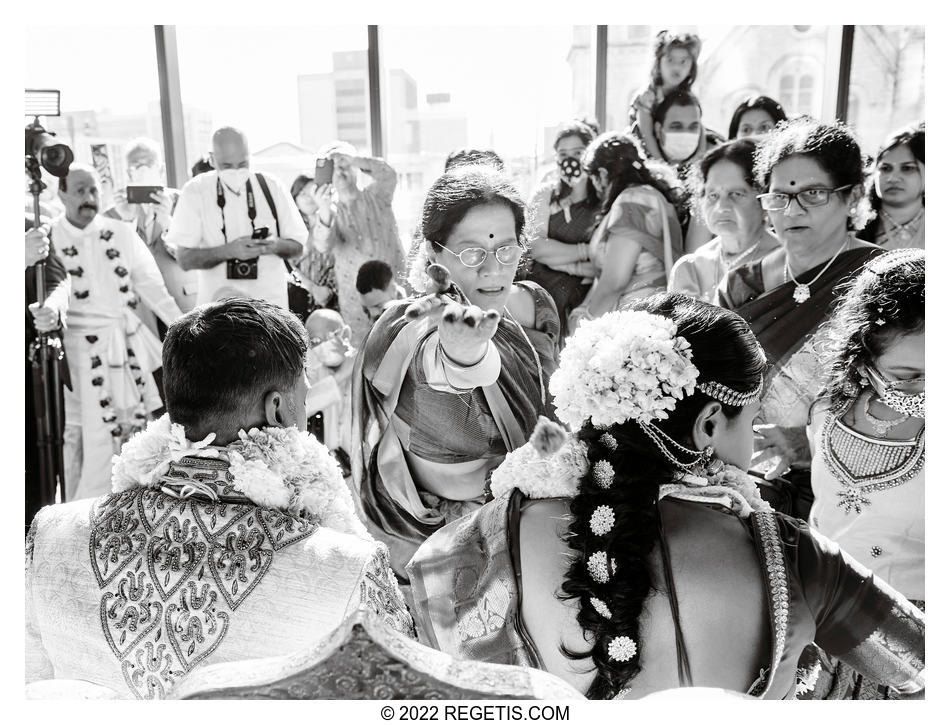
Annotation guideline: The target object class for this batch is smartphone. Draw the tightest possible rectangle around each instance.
[126,185,163,204]
[313,158,334,187]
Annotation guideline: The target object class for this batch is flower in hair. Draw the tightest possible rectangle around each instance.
[593,459,615,489]
[550,310,699,430]
[590,597,613,620]
[588,551,610,584]
[607,636,638,662]
[599,432,618,451]
[590,505,615,536]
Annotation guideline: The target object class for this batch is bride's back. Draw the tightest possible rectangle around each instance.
[518,496,769,698]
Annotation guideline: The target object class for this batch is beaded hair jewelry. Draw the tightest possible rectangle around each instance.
[696,375,763,408]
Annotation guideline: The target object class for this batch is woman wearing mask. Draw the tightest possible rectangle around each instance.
[670,140,779,302]
[799,249,925,700]
[858,122,925,250]
[718,118,882,516]
[525,119,600,343]
[567,133,682,335]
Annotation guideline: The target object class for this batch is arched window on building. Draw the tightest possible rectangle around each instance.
[779,73,816,116]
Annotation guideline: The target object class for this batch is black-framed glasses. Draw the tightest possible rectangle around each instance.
[433,241,523,268]
[757,185,853,211]
[866,361,925,395]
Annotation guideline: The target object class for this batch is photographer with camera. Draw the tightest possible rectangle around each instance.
[166,126,308,308]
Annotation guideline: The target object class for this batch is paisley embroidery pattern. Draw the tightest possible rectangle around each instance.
[91,460,317,699]
[359,547,417,639]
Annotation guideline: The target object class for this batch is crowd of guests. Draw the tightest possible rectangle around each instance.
[25,29,925,701]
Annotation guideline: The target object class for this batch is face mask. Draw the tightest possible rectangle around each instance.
[558,156,583,184]
[877,387,925,418]
[661,131,700,162]
[218,168,250,190]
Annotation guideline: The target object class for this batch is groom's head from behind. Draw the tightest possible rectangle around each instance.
[162,298,309,444]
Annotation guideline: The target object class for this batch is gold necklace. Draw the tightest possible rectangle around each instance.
[881,207,924,246]
[862,394,908,437]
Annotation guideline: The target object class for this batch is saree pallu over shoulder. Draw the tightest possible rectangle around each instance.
[350,283,559,578]
[406,489,542,668]
[718,246,882,364]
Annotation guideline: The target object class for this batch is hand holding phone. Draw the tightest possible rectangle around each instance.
[126,185,164,204]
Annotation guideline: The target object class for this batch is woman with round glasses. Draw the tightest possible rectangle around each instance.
[352,165,559,580]
[798,249,924,699]
[717,118,881,517]
[567,132,683,335]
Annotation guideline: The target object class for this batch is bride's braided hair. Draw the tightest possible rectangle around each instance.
[557,294,767,699]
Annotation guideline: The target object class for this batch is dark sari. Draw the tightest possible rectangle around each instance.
[350,281,559,580]
[718,245,883,498]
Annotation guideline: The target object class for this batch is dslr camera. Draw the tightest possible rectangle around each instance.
[226,227,268,280]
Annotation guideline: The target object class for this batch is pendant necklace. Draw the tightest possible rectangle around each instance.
[783,236,851,304]
[863,394,909,437]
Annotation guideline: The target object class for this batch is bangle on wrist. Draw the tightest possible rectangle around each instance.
[438,340,488,369]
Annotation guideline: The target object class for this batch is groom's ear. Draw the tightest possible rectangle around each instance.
[262,389,293,429]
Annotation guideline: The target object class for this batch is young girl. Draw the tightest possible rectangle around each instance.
[630,30,702,161]
[858,122,925,250]
[799,248,924,699]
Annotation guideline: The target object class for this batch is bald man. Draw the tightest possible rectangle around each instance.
[49,164,183,500]
[165,126,308,308]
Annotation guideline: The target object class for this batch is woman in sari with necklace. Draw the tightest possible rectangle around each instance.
[857,122,924,250]
[351,165,559,581]
[718,118,882,516]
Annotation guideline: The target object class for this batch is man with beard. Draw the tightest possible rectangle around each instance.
[49,164,182,501]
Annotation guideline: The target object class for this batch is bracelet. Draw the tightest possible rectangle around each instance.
[438,340,489,369]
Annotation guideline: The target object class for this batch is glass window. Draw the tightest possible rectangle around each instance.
[378,25,593,252]
[847,25,924,151]
[25,25,162,205]
[606,25,837,141]
[175,25,369,189]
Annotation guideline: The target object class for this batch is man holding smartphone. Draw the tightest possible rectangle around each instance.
[105,137,196,339]
[165,126,307,308]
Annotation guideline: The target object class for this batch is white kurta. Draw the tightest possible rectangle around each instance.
[164,170,308,308]
[50,215,182,501]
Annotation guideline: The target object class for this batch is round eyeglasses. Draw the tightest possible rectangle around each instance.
[757,185,853,211]
[433,242,523,268]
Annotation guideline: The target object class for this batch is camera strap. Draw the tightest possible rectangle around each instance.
[216,177,257,242]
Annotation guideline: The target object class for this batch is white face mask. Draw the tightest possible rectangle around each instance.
[218,168,250,190]
[867,364,925,418]
[662,131,700,162]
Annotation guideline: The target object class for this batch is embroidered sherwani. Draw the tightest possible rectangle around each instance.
[25,455,416,699]
[50,215,182,501]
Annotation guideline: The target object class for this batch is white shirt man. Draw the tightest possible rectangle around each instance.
[165,127,307,308]
[50,165,183,501]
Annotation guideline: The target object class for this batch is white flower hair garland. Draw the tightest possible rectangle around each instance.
[549,311,699,431]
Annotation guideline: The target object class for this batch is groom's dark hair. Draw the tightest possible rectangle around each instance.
[162,297,308,442]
